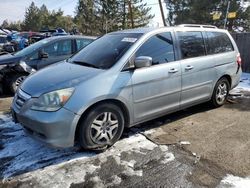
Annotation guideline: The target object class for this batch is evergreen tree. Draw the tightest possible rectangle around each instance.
[1,20,9,28]
[165,0,246,31]
[23,2,41,31]
[75,0,154,35]
[129,0,154,28]
[75,0,98,35]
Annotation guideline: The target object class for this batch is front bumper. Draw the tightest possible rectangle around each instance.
[11,91,80,148]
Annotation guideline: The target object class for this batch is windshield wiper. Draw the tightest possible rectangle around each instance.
[72,61,100,69]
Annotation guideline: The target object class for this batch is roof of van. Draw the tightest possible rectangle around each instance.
[47,35,97,41]
[111,25,225,35]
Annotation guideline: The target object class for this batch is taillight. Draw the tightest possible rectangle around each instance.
[237,53,242,66]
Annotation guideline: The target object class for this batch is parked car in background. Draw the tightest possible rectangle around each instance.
[0,35,7,52]
[11,25,242,150]
[0,35,95,93]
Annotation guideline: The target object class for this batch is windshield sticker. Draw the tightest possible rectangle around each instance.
[122,37,137,43]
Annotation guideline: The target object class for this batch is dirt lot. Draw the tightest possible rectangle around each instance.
[0,87,250,187]
[0,96,12,114]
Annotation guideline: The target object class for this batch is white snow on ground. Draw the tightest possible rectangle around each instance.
[0,114,176,186]
[218,175,250,188]
[230,73,250,95]
[0,114,95,179]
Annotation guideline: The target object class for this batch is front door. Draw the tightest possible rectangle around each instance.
[131,32,181,122]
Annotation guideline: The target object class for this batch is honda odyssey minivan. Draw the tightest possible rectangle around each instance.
[11,25,242,149]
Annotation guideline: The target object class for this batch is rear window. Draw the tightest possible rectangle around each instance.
[206,32,234,54]
[177,31,205,59]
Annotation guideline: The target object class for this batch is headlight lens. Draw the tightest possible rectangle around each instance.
[19,60,36,73]
[31,88,74,111]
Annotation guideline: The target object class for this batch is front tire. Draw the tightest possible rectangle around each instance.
[9,74,27,94]
[211,78,230,107]
[79,103,125,150]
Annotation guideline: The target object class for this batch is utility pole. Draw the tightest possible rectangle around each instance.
[128,0,134,28]
[158,0,166,26]
[224,0,231,29]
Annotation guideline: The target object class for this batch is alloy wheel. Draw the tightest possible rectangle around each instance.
[90,112,119,144]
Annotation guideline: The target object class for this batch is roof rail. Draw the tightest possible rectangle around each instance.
[178,24,217,29]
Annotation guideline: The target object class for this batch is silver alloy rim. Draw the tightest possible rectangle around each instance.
[216,82,228,105]
[90,112,119,144]
[15,76,26,89]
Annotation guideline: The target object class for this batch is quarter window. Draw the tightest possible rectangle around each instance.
[177,31,205,59]
[206,32,234,54]
[135,32,175,65]
[76,38,93,51]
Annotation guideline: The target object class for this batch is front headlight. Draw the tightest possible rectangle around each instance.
[31,88,74,111]
[19,60,36,73]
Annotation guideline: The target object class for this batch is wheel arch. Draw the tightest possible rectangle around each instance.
[74,99,130,142]
[218,74,232,88]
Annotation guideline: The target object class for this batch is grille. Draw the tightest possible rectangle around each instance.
[15,89,31,109]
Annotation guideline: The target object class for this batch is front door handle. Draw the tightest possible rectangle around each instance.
[185,65,194,70]
[169,68,178,73]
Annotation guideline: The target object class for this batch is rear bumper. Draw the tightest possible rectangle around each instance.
[231,68,242,89]
[11,101,80,148]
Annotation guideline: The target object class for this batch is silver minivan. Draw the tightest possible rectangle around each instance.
[11,25,242,149]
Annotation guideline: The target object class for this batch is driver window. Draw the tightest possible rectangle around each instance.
[28,52,39,60]
[42,40,72,57]
[135,32,175,65]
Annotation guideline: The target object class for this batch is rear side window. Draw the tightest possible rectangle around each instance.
[177,31,205,59]
[135,32,175,65]
[206,32,234,54]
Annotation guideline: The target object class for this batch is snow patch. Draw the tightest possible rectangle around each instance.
[90,176,105,188]
[161,153,175,164]
[218,174,250,188]
[179,141,191,145]
[231,73,250,95]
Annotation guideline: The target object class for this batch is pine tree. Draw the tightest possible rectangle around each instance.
[75,0,154,35]
[129,0,154,28]
[165,0,245,31]
[23,2,41,31]
[75,0,99,35]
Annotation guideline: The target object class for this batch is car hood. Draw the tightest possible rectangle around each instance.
[21,61,105,97]
[0,54,21,65]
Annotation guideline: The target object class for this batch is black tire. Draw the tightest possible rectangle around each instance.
[211,77,230,107]
[0,83,3,96]
[79,103,125,150]
[9,74,27,94]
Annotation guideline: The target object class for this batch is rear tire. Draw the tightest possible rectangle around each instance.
[9,74,27,94]
[211,77,230,107]
[79,103,125,150]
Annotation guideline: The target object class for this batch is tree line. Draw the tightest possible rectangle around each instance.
[165,0,250,31]
[1,0,154,35]
[2,0,250,34]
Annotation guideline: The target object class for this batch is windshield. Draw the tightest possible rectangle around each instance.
[14,38,50,57]
[70,33,142,69]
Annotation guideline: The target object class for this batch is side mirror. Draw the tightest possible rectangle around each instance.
[39,51,49,59]
[134,56,152,68]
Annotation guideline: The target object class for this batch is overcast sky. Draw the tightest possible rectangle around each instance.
[0,0,167,27]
